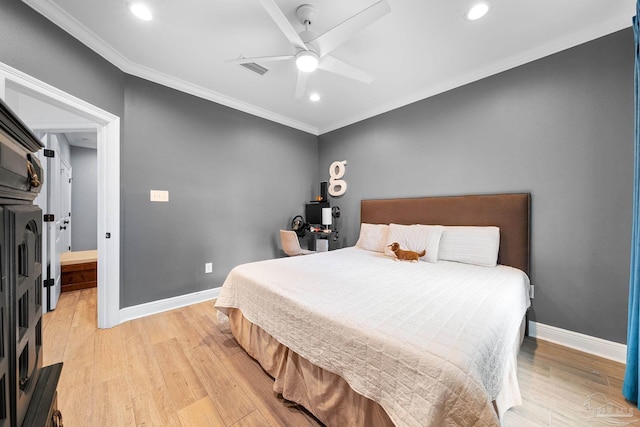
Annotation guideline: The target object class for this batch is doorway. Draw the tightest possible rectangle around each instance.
[0,62,120,328]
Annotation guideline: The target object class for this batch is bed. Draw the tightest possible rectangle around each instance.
[215,193,531,426]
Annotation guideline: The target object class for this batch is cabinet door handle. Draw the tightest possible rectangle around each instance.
[52,409,63,427]
[19,346,39,392]
[59,226,66,231]
[26,160,40,188]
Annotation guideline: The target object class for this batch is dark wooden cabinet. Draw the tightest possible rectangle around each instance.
[0,98,61,427]
[0,208,10,427]
[20,364,62,427]
[8,205,44,426]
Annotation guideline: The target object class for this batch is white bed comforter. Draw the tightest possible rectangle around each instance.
[215,247,531,426]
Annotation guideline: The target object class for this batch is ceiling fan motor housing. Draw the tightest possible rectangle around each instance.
[298,30,318,45]
[296,4,316,26]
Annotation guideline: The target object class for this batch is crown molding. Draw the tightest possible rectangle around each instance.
[23,0,631,137]
[23,0,133,71]
[128,62,320,135]
[21,0,319,135]
[319,16,633,134]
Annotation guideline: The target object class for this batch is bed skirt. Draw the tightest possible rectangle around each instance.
[228,308,394,426]
[227,308,525,427]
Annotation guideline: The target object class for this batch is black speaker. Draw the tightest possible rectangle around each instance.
[320,181,328,201]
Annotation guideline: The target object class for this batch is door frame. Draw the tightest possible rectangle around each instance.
[0,62,121,328]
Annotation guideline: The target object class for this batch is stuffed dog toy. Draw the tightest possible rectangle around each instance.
[387,242,425,263]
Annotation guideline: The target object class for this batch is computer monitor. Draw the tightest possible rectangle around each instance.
[305,202,329,225]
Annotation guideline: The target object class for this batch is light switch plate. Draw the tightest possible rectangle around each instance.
[150,190,169,202]
[205,262,213,273]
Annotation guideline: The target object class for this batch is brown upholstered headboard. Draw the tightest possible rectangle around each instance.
[361,193,531,275]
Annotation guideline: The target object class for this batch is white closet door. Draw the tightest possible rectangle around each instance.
[59,161,72,252]
[33,134,48,313]
[47,135,62,311]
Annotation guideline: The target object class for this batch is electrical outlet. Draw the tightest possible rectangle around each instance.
[205,262,213,274]
[150,190,169,202]
[530,285,535,299]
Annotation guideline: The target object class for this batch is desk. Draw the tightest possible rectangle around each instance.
[307,230,339,251]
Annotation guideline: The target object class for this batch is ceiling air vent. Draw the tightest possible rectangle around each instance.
[240,62,269,76]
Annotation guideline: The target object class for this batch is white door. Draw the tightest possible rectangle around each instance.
[33,134,49,313]
[46,134,62,311]
[33,136,73,312]
[60,161,72,252]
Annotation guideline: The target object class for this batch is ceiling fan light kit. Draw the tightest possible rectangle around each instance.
[296,51,319,72]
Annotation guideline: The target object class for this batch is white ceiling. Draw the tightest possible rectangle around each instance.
[22,0,635,135]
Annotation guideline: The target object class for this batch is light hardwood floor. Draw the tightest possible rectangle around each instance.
[43,288,640,426]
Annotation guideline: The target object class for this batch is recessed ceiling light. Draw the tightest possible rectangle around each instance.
[466,2,489,21]
[309,93,320,102]
[128,2,153,21]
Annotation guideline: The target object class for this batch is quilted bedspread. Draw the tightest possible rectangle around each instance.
[215,247,531,426]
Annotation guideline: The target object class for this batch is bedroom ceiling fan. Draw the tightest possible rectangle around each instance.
[228,0,391,98]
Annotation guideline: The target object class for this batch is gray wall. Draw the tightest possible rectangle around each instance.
[70,146,98,251]
[1,1,634,343]
[0,1,125,123]
[1,1,318,309]
[318,29,634,344]
[122,76,317,306]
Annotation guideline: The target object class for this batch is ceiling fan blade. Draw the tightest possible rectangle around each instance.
[312,0,390,56]
[259,0,308,50]
[319,55,374,84]
[226,55,294,65]
[295,70,309,99]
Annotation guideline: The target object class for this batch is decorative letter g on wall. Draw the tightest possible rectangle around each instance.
[328,161,347,197]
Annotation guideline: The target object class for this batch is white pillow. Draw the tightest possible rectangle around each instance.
[438,226,500,267]
[355,223,389,253]
[384,224,444,263]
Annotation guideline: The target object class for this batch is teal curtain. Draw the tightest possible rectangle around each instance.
[624,2,640,404]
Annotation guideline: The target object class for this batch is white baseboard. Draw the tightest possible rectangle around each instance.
[118,297,627,364]
[119,287,221,324]
[528,321,627,364]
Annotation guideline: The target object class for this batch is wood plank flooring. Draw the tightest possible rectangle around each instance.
[43,288,640,426]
